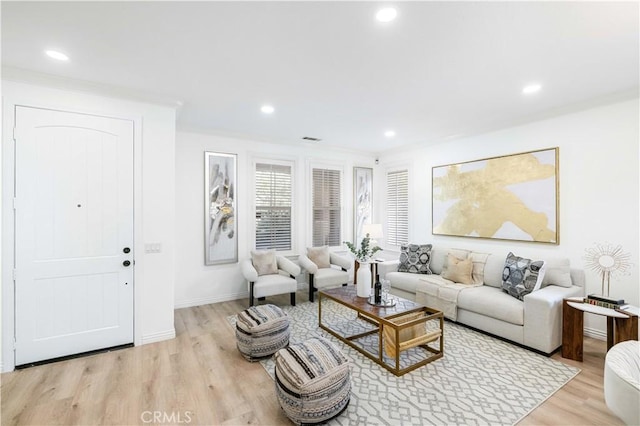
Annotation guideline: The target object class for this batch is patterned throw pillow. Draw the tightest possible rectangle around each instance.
[251,249,278,276]
[307,246,331,268]
[441,254,474,284]
[502,252,547,300]
[398,244,433,274]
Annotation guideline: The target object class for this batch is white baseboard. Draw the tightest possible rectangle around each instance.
[174,283,317,309]
[584,326,607,341]
[174,291,249,309]
[141,328,176,345]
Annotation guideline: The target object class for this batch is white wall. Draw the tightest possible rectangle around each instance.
[174,131,375,308]
[376,99,639,338]
[1,80,177,371]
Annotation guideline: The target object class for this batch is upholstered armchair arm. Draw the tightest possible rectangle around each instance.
[298,254,318,274]
[277,256,301,277]
[241,259,259,282]
[330,252,352,271]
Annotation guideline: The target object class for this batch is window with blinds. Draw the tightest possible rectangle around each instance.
[312,168,341,247]
[386,169,409,246]
[255,162,292,251]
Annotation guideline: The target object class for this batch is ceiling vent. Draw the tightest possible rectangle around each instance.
[302,136,322,142]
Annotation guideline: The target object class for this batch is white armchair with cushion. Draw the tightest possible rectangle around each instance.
[242,250,301,307]
[298,246,352,302]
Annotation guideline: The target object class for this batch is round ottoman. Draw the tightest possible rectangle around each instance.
[236,304,290,361]
[604,340,640,425]
[274,337,351,425]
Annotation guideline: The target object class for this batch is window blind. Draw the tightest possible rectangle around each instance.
[312,168,341,247]
[386,169,409,246]
[255,163,292,251]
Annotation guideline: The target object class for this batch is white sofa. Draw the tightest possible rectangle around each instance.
[377,246,585,355]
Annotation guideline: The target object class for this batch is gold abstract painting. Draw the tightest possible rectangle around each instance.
[432,148,558,244]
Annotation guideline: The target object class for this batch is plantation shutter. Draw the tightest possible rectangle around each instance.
[312,168,341,247]
[255,163,292,250]
[386,169,409,246]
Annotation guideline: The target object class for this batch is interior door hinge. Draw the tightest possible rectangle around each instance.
[13,337,17,350]
[12,269,17,280]
[12,127,16,141]
[13,198,17,210]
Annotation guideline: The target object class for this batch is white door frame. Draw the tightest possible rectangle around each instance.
[2,95,145,372]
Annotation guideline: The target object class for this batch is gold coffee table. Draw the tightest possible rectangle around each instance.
[318,286,444,376]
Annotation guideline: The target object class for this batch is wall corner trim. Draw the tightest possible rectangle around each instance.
[141,329,176,345]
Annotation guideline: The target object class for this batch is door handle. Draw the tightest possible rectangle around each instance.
[123,247,131,254]
[123,260,131,267]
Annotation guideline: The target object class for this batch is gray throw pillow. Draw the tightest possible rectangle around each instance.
[398,244,433,274]
[501,252,546,300]
[251,249,278,276]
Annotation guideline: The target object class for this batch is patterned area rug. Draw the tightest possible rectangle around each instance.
[227,300,580,425]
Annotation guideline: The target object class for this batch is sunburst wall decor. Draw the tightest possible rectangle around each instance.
[583,243,632,297]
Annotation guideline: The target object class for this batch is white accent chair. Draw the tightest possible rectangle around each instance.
[604,340,640,425]
[299,251,352,302]
[241,255,301,307]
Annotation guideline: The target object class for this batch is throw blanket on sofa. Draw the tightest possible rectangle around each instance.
[418,276,482,321]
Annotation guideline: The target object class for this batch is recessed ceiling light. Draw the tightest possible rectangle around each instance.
[261,105,275,114]
[376,7,398,23]
[522,84,542,95]
[384,130,396,138]
[45,50,69,61]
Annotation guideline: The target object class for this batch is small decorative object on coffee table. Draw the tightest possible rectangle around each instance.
[374,278,382,304]
[367,294,396,307]
[344,231,382,298]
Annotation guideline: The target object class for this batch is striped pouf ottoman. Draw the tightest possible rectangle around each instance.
[236,304,290,361]
[274,337,351,425]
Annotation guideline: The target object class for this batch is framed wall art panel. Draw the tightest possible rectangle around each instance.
[353,167,373,244]
[432,148,559,244]
[205,151,238,265]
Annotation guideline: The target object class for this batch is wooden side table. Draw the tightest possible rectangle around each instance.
[562,297,638,361]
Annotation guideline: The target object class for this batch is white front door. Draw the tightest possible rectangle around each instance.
[14,106,134,365]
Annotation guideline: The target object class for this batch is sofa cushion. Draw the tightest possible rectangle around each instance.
[419,274,455,287]
[502,252,547,300]
[483,254,507,288]
[442,254,474,284]
[398,244,433,274]
[386,271,424,294]
[251,249,278,276]
[429,248,447,275]
[313,267,349,289]
[542,257,572,288]
[457,286,524,325]
[307,246,330,268]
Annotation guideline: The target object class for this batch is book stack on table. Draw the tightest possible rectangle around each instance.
[583,294,626,310]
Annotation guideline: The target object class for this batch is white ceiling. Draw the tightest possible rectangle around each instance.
[2,1,638,153]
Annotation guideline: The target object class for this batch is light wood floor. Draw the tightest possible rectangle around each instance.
[1,290,624,425]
